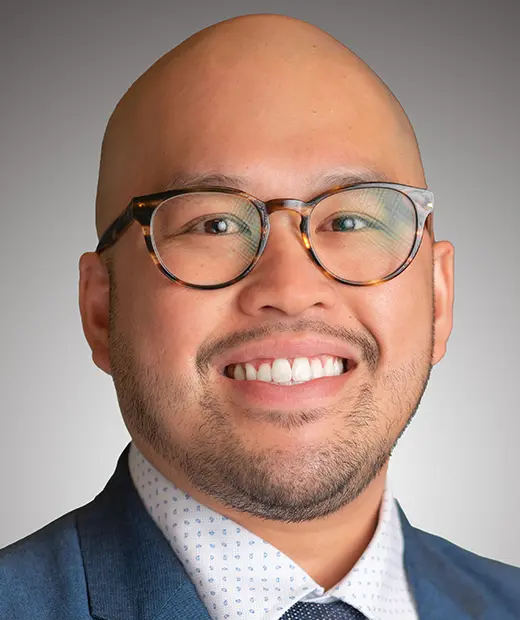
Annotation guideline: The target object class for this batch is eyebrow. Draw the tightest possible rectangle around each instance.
[159,168,391,195]
[313,169,391,189]
[160,172,249,191]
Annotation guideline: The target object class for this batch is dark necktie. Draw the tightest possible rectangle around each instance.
[280,600,368,619]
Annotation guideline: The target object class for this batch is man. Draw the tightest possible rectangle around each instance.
[1,13,518,620]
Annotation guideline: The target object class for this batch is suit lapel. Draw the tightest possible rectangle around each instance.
[76,444,211,620]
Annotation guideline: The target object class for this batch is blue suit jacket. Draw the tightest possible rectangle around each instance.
[1,445,519,619]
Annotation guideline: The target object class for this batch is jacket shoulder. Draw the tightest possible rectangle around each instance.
[416,525,520,579]
[409,523,520,617]
[0,508,92,619]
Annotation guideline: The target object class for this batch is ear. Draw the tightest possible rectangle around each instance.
[431,240,455,365]
[79,252,112,374]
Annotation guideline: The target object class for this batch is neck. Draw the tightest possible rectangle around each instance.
[241,468,388,590]
[136,441,388,591]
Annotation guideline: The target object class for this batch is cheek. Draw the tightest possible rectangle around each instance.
[112,235,230,371]
[116,268,230,374]
[348,253,433,365]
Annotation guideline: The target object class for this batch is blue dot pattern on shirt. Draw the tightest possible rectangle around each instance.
[280,601,367,619]
[128,443,418,620]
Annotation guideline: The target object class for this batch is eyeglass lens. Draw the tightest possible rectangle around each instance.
[150,188,417,286]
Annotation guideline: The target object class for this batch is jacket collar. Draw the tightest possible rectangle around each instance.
[77,444,485,620]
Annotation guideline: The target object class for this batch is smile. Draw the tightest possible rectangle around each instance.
[225,355,349,386]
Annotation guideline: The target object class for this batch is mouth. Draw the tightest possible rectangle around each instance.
[224,354,351,386]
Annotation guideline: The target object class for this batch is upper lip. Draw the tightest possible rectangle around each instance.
[214,336,360,372]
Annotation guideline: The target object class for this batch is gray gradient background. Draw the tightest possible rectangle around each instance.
[1,0,519,565]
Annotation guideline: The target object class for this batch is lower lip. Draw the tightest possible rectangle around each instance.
[220,368,354,409]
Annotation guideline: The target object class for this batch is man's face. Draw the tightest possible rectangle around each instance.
[85,26,453,523]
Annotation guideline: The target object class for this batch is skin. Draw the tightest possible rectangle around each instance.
[79,15,454,590]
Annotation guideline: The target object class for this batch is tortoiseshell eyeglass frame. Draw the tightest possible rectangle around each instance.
[96,182,434,290]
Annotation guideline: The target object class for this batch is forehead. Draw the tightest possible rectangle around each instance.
[98,32,424,234]
[178,60,389,140]
[147,79,416,198]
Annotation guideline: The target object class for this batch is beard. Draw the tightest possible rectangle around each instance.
[108,277,434,524]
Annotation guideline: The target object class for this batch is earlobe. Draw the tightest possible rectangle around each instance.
[431,240,455,365]
[79,252,112,375]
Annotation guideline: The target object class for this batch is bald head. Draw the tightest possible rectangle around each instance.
[82,13,455,537]
[95,14,424,237]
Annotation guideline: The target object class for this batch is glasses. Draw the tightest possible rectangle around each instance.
[96,182,434,290]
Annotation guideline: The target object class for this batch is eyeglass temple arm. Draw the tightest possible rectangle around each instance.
[96,204,135,254]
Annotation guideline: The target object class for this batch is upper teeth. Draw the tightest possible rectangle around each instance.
[230,356,345,385]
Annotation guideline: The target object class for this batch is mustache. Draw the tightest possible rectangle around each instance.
[195,319,379,374]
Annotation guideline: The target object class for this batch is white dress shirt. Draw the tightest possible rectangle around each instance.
[129,442,418,620]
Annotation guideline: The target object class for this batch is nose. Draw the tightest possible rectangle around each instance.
[236,211,338,318]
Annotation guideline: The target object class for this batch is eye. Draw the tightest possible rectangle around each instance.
[183,213,251,236]
[319,212,381,232]
[202,217,234,234]
[331,215,368,232]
